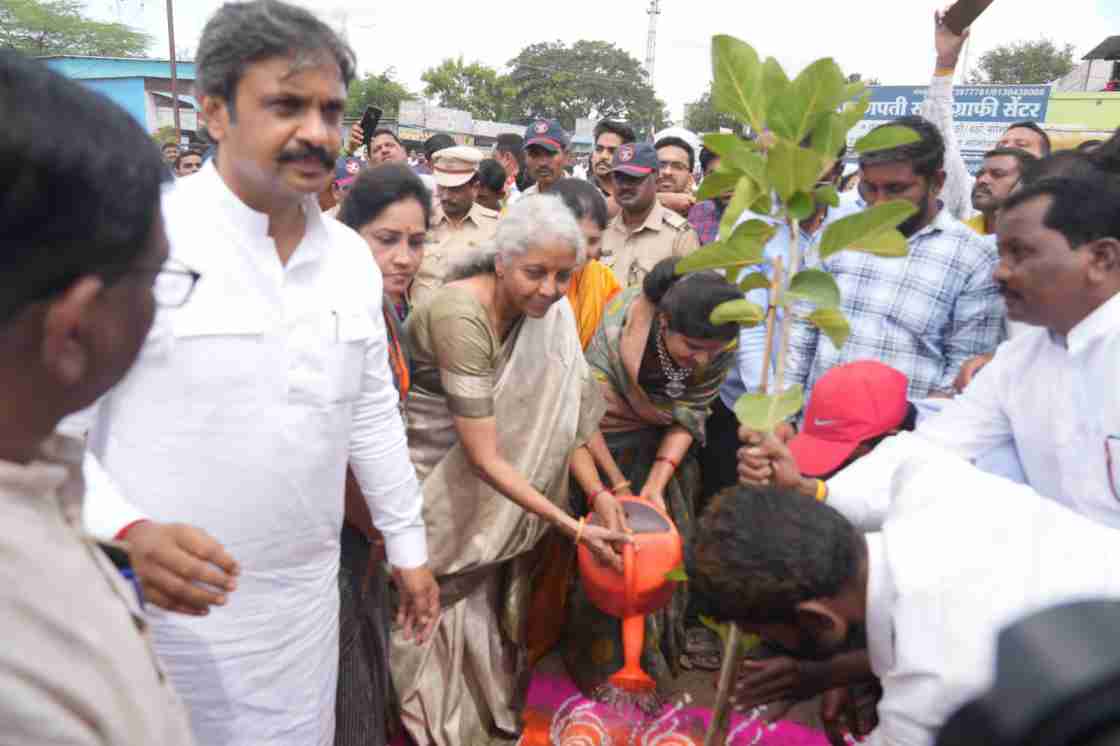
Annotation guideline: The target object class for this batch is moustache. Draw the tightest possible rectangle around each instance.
[277,145,334,170]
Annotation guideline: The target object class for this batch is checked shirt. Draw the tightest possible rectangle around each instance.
[785,207,1005,401]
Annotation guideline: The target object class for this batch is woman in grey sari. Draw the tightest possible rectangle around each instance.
[391,195,631,745]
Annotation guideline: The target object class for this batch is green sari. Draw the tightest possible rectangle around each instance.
[561,287,733,696]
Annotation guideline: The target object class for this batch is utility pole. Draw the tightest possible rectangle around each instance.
[644,0,661,85]
[166,0,181,145]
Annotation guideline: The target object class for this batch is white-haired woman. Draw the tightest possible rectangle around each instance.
[391,195,630,746]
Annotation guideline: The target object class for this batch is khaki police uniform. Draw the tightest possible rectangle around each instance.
[600,199,701,287]
[410,202,499,307]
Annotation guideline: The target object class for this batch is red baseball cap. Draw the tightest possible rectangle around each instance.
[788,361,909,477]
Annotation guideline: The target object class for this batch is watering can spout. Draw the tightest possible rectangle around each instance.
[576,497,684,714]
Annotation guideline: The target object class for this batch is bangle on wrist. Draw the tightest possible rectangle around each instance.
[935,63,958,77]
[611,480,631,494]
[589,488,611,510]
[654,456,679,471]
[574,516,587,545]
[115,519,150,541]
[815,479,828,503]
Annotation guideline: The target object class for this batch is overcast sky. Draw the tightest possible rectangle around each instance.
[89,0,1119,121]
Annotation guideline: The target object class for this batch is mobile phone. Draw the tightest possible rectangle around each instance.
[942,0,995,35]
[360,105,382,149]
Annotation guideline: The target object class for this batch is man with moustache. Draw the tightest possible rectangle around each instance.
[786,116,1004,401]
[920,9,1052,221]
[600,142,700,287]
[966,147,1036,236]
[74,2,438,745]
[589,119,635,217]
[411,145,498,307]
[741,170,1120,531]
[520,118,570,196]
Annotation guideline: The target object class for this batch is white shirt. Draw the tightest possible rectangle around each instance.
[72,162,427,746]
[865,454,1120,746]
[828,291,1120,530]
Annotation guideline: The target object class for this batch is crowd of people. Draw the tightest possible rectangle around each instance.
[3,1,1120,746]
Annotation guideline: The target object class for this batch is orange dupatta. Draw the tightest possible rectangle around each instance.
[567,260,621,350]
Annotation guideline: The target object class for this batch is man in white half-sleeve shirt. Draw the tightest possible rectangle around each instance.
[740,169,1120,530]
[689,457,1120,746]
[74,3,439,745]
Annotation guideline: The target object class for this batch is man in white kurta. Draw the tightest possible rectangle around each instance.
[80,159,430,745]
[740,172,1120,529]
[866,455,1120,746]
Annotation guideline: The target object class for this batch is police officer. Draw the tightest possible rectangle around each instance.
[411,145,499,307]
[521,118,570,196]
[601,142,701,287]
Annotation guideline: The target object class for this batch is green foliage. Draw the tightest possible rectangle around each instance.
[853,124,921,154]
[968,38,1075,85]
[0,0,151,57]
[678,219,776,275]
[738,272,770,293]
[679,35,917,447]
[684,86,740,133]
[700,615,760,655]
[665,564,688,582]
[420,57,520,122]
[808,307,851,348]
[819,201,917,260]
[506,40,669,132]
[153,125,178,146]
[785,269,840,308]
[710,299,766,326]
[734,385,805,433]
[345,68,414,118]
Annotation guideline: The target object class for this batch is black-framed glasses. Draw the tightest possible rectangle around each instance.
[120,259,201,308]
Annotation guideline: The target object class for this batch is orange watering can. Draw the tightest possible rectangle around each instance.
[577,497,683,713]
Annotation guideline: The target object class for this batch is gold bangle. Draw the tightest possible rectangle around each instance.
[611,480,631,494]
[575,516,587,545]
[815,479,828,502]
[935,65,957,78]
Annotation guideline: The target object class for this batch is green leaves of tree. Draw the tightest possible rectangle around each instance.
[785,269,840,308]
[854,124,922,154]
[676,219,777,274]
[711,35,767,133]
[734,385,805,433]
[767,141,826,202]
[819,201,917,259]
[710,299,766,327]
[768,58,849,143]
[808,308,851,348]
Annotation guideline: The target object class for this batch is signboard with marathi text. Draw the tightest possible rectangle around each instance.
[851,84,1052,173]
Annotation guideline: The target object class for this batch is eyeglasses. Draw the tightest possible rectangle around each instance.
[658,160,690,174]
[119,259,202,308]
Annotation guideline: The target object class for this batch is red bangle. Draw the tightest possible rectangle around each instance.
[115,519,150,541]
[655,456,679,470]
[589,488,611,510]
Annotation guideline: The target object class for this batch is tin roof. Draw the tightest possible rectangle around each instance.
[1083,37,1120,61]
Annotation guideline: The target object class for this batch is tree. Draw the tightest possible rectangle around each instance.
[684,87,740,134]
[506,40,669,134]
[968,38,1075,84]
[420,57,519,122]
[345,67,413,118]
[670,38,918,745]
[0,0,150,57]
